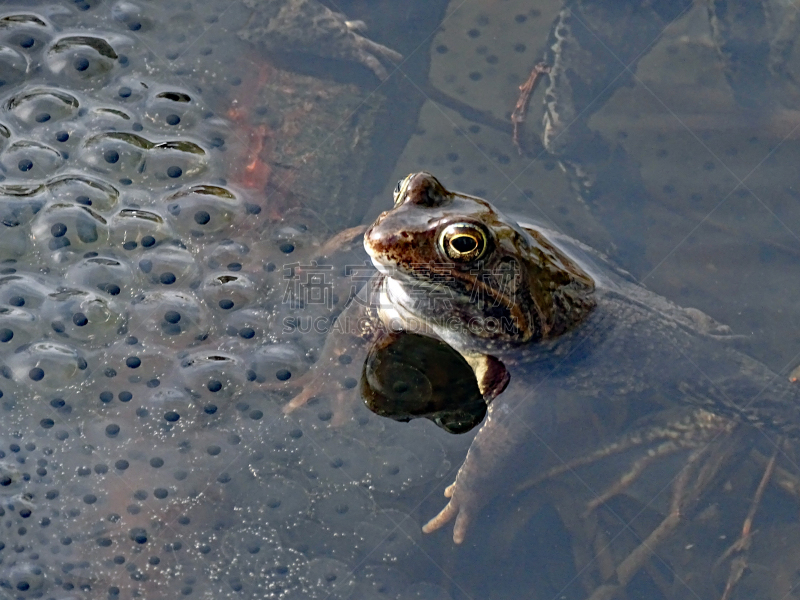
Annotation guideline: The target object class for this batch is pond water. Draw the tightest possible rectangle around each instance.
[2,1,800,599]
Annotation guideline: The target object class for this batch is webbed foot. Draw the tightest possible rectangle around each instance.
[281,351,361,425]
[240,0,402,80]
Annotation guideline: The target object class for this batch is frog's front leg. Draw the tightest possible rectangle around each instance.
[239,0,402,80]
[280,273,383,424]
[423,392,552,543]
[282,321,369,420]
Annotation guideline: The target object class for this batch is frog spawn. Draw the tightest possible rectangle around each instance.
[0,6,452,600]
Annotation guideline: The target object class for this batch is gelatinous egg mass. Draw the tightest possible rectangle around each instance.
[0,3,453,599]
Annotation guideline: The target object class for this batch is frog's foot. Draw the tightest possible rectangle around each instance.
[585,439,729,600]
[422,401,524,544]
[276,329,368,425]
[714,450,777,600]
[519,408,734,509]
[281,363,358,425]
[422,480,475,545]
[584,423,757,600]
[240,0,402,81]
[338,25,403,81]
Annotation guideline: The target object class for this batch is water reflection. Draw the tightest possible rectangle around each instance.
[2,0,800,599]
[361,330,486,434]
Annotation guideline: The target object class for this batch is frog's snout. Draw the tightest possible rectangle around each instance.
[363,218,395,259]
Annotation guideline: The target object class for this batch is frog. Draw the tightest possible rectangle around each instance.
[282,171,800,559]
[521,0,800,271]
[238,0,403,80]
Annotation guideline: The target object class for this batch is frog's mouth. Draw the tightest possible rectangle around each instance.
[363,226,410,280]
[364,248,421,285]
[366,253,394,276]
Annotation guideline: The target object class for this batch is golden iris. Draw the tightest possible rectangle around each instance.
[439,222,487,262]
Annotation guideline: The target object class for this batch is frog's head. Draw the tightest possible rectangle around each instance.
[364,172,595,350]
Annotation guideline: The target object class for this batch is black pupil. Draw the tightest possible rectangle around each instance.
[451,234,477,253]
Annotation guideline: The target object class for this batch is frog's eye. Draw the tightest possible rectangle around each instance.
[439,223,488,262]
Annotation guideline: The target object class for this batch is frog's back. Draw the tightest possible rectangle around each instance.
[517,220,737,343]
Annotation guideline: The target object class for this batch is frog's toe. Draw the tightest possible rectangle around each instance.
[348,39,401,81]
[344,19,368,33]
[422,482,473,544]
[359,36,403,64]
[283,384,315,413]
[444,482,456,498]
[281,369,357,426]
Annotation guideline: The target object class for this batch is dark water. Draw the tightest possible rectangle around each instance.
[2,1,800,599]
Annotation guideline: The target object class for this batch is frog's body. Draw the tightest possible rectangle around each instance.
[285,172,800,549]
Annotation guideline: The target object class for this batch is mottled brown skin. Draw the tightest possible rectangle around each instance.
[365,172,596,357]
[286,172,800,545]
